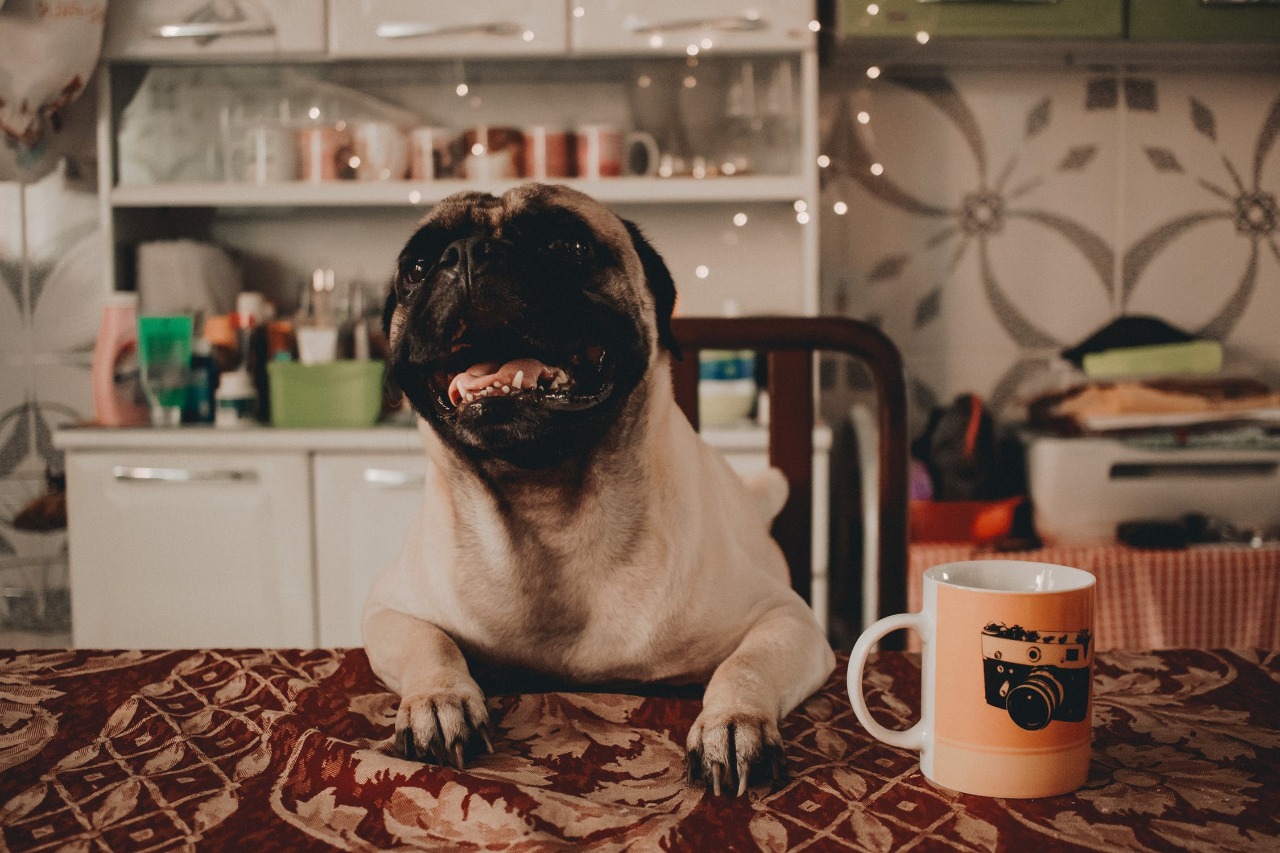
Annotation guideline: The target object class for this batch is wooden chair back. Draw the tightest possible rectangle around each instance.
[670,316,909,632]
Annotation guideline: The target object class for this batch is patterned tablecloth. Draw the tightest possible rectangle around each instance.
[1,647,1277,851]
[910,543,1280,651]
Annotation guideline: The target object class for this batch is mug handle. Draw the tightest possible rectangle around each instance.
[624,131,660,177]
[847,613,929,751]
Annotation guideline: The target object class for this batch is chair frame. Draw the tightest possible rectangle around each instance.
[670,316,909,633]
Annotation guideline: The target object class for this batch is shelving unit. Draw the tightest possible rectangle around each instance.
[95,1,823,317]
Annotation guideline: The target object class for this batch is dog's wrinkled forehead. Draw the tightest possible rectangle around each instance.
[396,183,658,344]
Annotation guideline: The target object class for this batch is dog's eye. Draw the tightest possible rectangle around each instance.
[403,259,428,286]
[546,238,593,262]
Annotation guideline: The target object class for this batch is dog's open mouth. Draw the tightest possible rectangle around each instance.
[431,319,614,414]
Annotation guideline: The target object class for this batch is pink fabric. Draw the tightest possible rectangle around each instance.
[909,543,1280,650]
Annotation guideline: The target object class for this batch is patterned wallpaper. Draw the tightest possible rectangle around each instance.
[819,67,1280,429]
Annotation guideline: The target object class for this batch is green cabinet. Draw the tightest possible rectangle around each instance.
[1129,0,1280,42]
[841,0,1125,40]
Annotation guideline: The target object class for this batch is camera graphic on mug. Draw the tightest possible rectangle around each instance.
[980,623,1092,731]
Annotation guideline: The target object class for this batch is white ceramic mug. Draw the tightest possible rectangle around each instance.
[848,560,1096,798]
[353,121,409,181]
[574,125,623,178]
[408,126,453,180]
[240,124,296,184]
[522,125,571,179]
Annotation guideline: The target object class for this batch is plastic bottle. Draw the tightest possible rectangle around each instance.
[184,336,220,424]
[215,369,258,428]
[90,292,149,427]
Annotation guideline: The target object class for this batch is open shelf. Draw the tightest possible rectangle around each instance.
[110,176,812,209]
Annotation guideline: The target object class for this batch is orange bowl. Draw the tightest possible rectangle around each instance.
[909,497,1023,544]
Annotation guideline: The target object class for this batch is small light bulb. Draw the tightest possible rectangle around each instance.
[794,200,808,213]
[308,106,321,120]
[867,3,880,15]
[857,111,870,124]
[637,75,652,88]
[456,83,469,97]
[808,20,821,33]
[471,143,486,156]
[409,190,422,204]
[686,44,699,56]
[573,6,585,17]
[649,34,663,48]
[695,265,710,279]
[733,212,748,227]
[870,162,884,176]
[866,66,881,80]
[817,154,831,168]
[916,31,930,44]
[796,212,811,225]
[522,30,535,42]
[834,201,848,215]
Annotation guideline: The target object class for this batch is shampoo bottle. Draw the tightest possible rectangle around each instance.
[90,292,149,427]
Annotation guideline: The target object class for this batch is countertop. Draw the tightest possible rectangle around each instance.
[53,422,825,453]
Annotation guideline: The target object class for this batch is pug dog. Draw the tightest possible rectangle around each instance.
[364,183,835,796]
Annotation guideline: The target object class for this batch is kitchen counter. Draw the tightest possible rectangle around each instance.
[52,421,820,453]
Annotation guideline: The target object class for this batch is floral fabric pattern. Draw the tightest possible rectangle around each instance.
[0,648,1276,851]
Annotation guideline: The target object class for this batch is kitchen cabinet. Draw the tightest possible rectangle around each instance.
[328,0,569,59]
[62,448,315,648]
[1129,0,1280,42]
[312,451,427,647]
[102,0,328,60]
[56,425,833,648]
[571,0,815,54]
[839,0,1124,41]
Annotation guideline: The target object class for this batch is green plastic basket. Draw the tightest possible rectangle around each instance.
[267,360,385,428]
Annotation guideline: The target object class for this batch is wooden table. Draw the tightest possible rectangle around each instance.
[910,542,1280,650]
[1,647,1276,851]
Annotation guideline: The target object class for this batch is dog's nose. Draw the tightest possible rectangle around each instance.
[439,236,505,277]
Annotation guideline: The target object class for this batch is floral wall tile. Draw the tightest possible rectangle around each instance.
[821,66,1280,428]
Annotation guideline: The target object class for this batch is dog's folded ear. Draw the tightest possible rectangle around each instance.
[381,286,404,401]
[623,219,681,360]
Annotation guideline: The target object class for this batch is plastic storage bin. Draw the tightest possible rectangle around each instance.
[267,361,385,428]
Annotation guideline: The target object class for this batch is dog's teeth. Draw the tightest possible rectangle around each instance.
[513,370,524,389]
[465,392,475,403]
[502,385,510,394]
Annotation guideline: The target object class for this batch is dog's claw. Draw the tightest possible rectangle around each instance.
[393,687,492,770]
[687,711,786,797]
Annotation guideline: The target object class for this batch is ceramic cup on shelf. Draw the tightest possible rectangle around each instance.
[848,560,1096,798]
[521,125,571,179]
[298,124,354,182]
[462,126,523,181]
[408,126,454,180]
[353,120,409,181]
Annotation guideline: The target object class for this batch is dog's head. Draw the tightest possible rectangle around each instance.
[384,183,679,469]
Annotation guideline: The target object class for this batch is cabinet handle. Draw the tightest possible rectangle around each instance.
[624,15,767,35]
[362,468,426,488]
[149,21,277,39]
[112,466,259,483]
[375,21,523,40]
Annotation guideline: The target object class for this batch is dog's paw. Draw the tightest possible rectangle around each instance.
[394,685,494,769]
[685,710,787,797]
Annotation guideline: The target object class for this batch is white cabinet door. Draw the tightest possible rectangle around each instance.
[102,0,327,60]
[328,0,568,58]
[313,453,428,647]
[571,0,813,55]
[64,451,315,648]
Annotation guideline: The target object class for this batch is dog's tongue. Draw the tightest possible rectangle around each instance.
[448,358,558,406]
